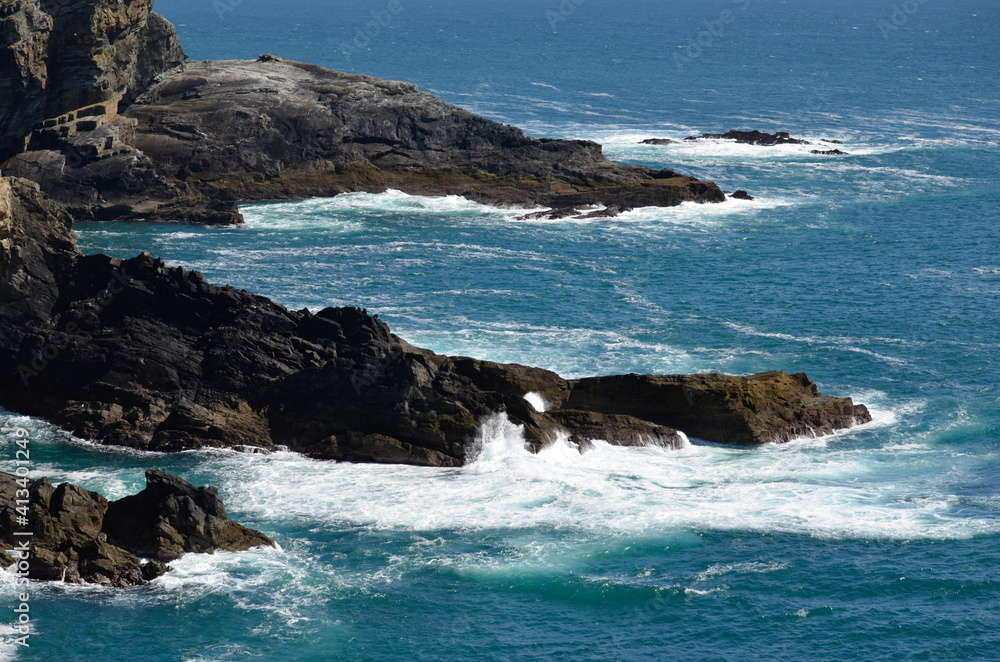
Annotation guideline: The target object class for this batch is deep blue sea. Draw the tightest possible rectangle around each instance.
[3,0,999,659]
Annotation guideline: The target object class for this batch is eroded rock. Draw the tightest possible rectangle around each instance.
[0,470,269,587]
[0,177,873,466]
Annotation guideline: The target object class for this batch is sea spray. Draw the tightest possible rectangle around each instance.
[466,413,531,471]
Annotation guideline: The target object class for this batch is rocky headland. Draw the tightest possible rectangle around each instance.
[1,0,730,224]
[0,469,273,587]
[0,176,870,467]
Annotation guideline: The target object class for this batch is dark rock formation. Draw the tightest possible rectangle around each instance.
[685,130,811,146]
[730,190,755,201]
[0,178,871,466]
[2,1,727,224]
[565,371,869,445]
[548,410,687,451]
[515,204,634,221]
[103,470,274,562]
[0,470,272,587]
[640,138,679,145]
[810,149,849,155]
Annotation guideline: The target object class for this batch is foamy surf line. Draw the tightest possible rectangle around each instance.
[240,189,543,227]
[509,196,797,227]
[166,412,1000,544]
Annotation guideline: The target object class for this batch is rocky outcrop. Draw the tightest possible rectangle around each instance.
[1,0,727,224]
[0,0,185,162]
[565,371,869,445]
[685,130,811,146]
[103,470,274,562]
[0,470,272,587]
[640,138,679,145]
[730,190,755,201]
[0,177,870,466]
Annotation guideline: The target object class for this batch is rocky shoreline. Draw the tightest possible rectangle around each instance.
[0,469,273,587]
[1,0,733,225]
[0,176,870,467]
[0,0,873,589]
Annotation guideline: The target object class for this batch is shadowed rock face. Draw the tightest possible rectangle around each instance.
[0,0,185,161]
[1,0,726,224]
[0,177,871,466]
[103,471,274,563]
[0,470,272,587]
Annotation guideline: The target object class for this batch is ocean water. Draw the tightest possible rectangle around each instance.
[4,0,1000,659]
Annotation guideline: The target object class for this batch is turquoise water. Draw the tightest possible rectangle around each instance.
[3,0,1000,659]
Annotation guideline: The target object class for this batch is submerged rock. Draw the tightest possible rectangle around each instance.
[685,130,811,146]
[0,177,872,466]
[811,149,850,155]
[640,138,679,145]
[0,470,272,587]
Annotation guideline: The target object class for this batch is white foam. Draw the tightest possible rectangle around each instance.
[240,190,540,230]
[169,404,995,548]
[524,392,549,413]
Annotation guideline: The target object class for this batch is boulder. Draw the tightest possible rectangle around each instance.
[0,470,272,586]
[103,471,274,562]
[0,472,168,586]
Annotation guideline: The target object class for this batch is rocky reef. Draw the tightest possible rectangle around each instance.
[1,0,726,224]
[0,177,871,466]
[0,469,273,587]
[685,130,811,146]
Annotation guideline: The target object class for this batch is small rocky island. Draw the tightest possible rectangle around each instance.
[0,3,871,470]
[0,470,273,586]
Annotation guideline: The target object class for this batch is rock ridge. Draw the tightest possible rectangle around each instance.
[0,176,872,467]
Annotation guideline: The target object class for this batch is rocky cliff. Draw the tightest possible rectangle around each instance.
[1,0,729,224]
[0,469,273,587]
[0,177,870,465]
[0,0,185,161]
